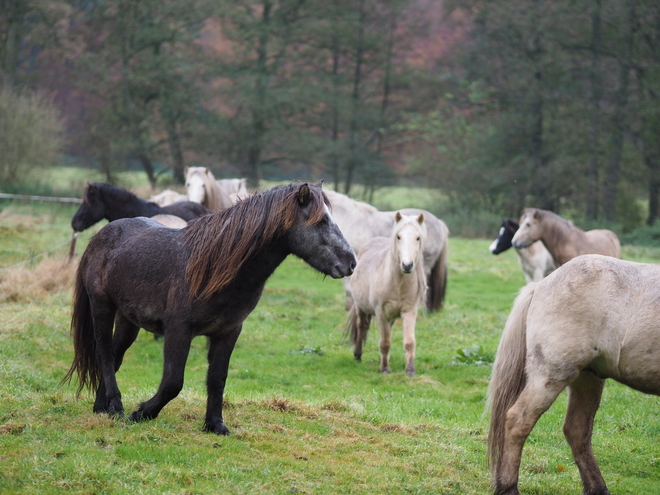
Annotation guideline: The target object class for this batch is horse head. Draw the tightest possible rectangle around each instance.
[489,218,520,254]
[512,209,543,249]
[287,182,356,280]
[185,167,213,206]
[71,183,106,232]
[393,212,426,274]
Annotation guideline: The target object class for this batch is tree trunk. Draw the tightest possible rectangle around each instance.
[165,117,185,185]
[602,0,635,222]
[586,0,602,220]
[343,0,366,195]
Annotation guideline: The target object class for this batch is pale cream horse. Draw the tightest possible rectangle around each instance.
[217,178,249,204]
[185,167,233,211]
[488,254,660,495]
[347,212,427,377]
[149,189,188,206]
[325,189,448,312]
[511,208,620,266]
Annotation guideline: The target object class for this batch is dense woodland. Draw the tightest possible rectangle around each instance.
[2,0,660,229]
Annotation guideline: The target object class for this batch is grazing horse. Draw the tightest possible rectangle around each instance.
[324,190,448,312]
[62,182,357,435]
[185,166,233,211]
[71,182,208,232]
[348,212,427,376]
[511,208,620,266]
[488,255,660,495]
[489,218,556,283]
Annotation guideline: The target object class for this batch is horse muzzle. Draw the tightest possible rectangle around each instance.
[401,261,414,274]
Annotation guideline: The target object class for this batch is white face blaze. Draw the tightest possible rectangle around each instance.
[489,226,505,253]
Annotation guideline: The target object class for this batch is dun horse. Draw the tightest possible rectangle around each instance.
[62,182,357,435]
[511,208,620,266]
[489,218,556,283]
[348,212,427,376]
[324,190,448,312]
[71,182,208,232]
[488,254,660,495]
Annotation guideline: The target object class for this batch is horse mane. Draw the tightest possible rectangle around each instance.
[184,183,329,300]
[85,182,147,206]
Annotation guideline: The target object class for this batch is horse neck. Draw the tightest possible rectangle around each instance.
[537,214,582,265]
[103,190,161,221]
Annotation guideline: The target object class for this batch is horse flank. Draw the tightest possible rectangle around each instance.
[184,184,329,300]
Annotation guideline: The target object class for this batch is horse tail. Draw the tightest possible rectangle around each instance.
[60,260,101,395]
[487,283,536,477]
[426,240,448,312]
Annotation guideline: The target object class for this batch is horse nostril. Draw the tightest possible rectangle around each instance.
[402,262,413,273]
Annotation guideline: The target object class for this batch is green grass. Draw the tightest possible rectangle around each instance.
[1,190,659,494]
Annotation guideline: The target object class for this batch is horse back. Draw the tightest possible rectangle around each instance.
[526,255,660,394]
[583,228,621,259]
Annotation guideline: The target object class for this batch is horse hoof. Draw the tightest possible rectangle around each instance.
[380,368,390,374]
[204,421,231,436]
[353,354,362,362]
[406,367,415,377]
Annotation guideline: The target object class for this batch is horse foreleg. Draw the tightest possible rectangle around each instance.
[204,328,242,435]
[401,310,417,377]
[564,372,610,495]
[129,327,192,423]
[94,314,139,414]
[494,378,566,495]
[90,301,123,417]
[376,314,392,374]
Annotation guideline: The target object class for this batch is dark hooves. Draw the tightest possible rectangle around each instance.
[204,421,231,436]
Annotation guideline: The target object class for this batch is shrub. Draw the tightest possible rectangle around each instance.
[0,89,63,185]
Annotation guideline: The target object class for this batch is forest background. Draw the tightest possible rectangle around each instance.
[3,0,660,236]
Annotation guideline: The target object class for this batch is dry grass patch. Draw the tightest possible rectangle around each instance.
[0,256,77,302]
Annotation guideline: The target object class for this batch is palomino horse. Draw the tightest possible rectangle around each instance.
[348,212,427,376]
[488,254,660,495]
[489,218,556,283]
[511,208,620,266]
[185,166,234,211]
[62,182,357,435]
[324,189,448,312]
[71,182,208,232]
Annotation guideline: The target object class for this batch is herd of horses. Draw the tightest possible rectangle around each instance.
[62,170,657,494]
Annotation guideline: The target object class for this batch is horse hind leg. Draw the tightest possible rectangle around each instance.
[377,315,392,374]
[494,377,567,495]
[350,307,371,362]
[563,371,610,495]
[129,326,192,423]
[93,313,139,414]
[89,301,125,417]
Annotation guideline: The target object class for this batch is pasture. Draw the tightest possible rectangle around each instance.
[1,186,659,494]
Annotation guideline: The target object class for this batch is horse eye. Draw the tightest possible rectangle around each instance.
[396,235,400,240]
[417,237,420,241]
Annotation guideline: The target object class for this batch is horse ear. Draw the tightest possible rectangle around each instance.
[533,209,541,219]
[417,213,424,225]
[314,179,324,189]
[395,211,402,222]
[297,183,311,206]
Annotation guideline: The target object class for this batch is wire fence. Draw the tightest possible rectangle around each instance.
[1,192,80,301]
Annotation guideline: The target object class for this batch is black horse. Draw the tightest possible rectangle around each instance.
[62,182,357,435]
[71,182,209,232]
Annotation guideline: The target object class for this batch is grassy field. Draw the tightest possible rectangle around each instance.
[1,181,659,494]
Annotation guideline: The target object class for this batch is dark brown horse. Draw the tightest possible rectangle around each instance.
[71,182,209,232]
[62,182,357,435]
